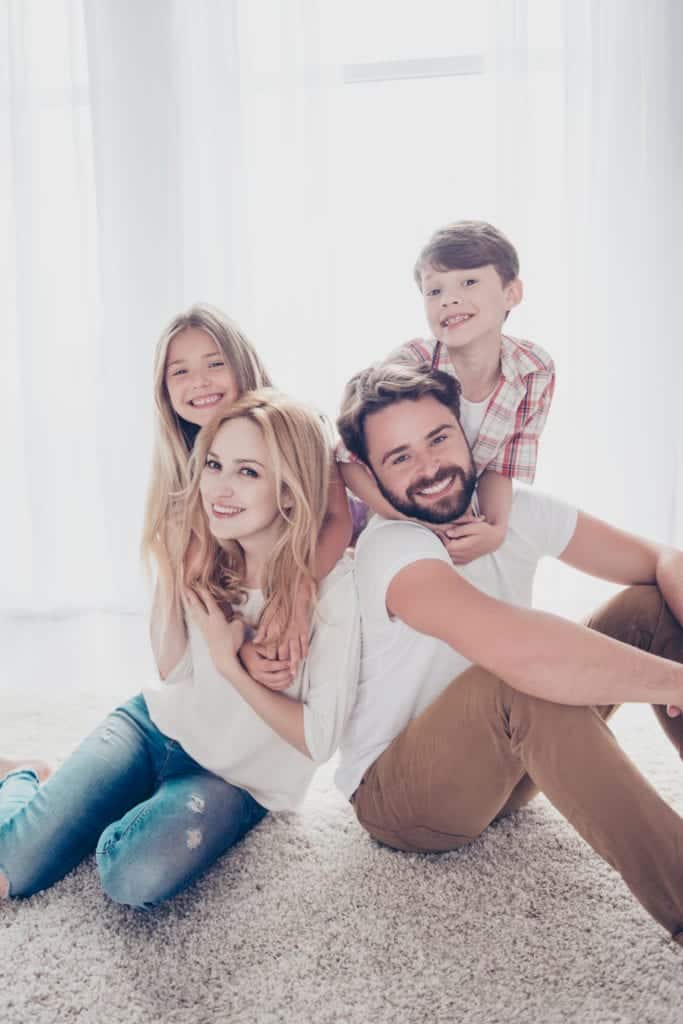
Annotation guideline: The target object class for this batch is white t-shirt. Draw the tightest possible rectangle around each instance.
[144,555,359,811]
[335,488,578,799]
[459,394,491,450]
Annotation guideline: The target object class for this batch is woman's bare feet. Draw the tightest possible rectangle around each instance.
[0,756,52,783]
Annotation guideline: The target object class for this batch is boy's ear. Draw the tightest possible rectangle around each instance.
[504,277,523,311]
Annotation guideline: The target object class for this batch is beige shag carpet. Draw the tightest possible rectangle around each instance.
[1,618,681,1024]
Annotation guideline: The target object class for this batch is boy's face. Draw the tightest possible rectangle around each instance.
[420,263,522,351]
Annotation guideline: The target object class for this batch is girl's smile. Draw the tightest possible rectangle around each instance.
[165,327,239,426]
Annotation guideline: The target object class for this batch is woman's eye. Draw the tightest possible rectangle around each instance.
[205,458,221,471]
[240,467,258,478]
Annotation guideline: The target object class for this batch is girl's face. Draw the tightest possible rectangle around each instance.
[199,418,285,548]
[165,328,239,427]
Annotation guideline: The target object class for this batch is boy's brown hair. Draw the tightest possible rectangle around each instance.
[413,220,519,288]
[337,362,462,466]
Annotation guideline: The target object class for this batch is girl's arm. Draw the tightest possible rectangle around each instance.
[252,457,352,665]
[150,582,188,680]
[185,587,311,757]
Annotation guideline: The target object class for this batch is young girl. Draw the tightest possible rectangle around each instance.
[0,390,359,906]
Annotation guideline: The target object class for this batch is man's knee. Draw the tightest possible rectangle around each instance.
[585,584,664,645]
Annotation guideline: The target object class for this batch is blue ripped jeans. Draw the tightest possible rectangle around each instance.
[0,694,267,908]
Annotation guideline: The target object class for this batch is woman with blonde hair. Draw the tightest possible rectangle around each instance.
[0,390,358,906]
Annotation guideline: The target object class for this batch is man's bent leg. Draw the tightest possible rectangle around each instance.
[585,584,683,758]
[353,668,683,936]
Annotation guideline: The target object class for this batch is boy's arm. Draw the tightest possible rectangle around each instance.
[386,558,683,708]
[440,471,512,564]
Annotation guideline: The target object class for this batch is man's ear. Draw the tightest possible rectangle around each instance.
[504,277,523,311]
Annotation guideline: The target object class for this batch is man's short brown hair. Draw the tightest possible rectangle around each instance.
[337,362,462,466]
[413,220,519,288]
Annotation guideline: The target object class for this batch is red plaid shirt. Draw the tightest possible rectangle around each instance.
[337,335,555,483]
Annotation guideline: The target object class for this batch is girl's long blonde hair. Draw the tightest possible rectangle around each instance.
[142,304,272,592]
[179,390,331,631]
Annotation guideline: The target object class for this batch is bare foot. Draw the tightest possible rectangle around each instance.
[0,756,52,783]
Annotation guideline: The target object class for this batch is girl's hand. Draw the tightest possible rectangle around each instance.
[253,580,315,674]
[185,586,245,672]
[240,639,295,691]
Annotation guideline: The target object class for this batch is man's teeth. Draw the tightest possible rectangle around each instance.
[191,394,223,407]
[418,476,452,496]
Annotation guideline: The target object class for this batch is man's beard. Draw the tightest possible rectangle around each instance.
[374,461,477,525]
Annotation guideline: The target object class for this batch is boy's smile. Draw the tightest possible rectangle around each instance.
[420,263,522,352]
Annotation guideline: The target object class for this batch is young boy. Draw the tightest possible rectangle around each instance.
[339,220,555,562]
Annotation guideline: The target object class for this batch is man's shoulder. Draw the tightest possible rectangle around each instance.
[508,486,578,554]
[355,516,448,570]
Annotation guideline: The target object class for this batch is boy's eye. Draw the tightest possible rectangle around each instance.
[427,288,441,297]
[205,458,221,471]
[464,278,477,286]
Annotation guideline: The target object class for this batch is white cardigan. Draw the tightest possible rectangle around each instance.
[143,555,359,811]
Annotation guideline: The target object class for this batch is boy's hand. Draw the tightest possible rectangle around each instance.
[253,580,315,675]
[185,586,245,670]
[239,639,295,691]
[666,704,681,718]
[437,515,506,565]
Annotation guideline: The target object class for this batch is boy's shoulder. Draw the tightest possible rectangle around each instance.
[501,335,555,377]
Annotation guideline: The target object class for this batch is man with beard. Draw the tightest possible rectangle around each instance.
[335,361,683,945]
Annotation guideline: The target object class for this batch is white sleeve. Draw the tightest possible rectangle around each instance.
[354,519,453,627]
[300,558,361,764]
[512,485,578,558]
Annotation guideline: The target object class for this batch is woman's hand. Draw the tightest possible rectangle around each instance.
[185,586,245,674]
[240,639,295,691]
[253,580,315,675]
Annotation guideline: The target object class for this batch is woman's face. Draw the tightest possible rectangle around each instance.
[199,418,284,546]
[165,328,239,427]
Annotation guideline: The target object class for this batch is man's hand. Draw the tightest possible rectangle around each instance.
[185,586,245,674]
[437,515,506,565]
[253,580,315,674]
[239,638,295,691]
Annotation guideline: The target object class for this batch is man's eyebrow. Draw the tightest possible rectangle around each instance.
[381,423,454,466]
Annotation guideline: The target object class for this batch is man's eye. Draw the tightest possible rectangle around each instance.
[205,458,221,471]
[432,434,447,446]
[391,453,409,466]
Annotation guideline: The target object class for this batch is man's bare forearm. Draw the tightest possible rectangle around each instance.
[388,560,683,708]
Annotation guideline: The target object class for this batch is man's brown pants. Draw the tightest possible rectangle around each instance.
[351,585,683,938]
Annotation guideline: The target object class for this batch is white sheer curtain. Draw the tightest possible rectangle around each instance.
[1,0,681,616]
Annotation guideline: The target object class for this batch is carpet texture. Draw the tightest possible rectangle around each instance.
[1,686,681,1024]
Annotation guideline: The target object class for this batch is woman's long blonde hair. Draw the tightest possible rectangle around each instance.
[142,304,272,592]
[179,390,331,630]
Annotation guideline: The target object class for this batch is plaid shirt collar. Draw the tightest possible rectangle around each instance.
[432,334,537,389]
